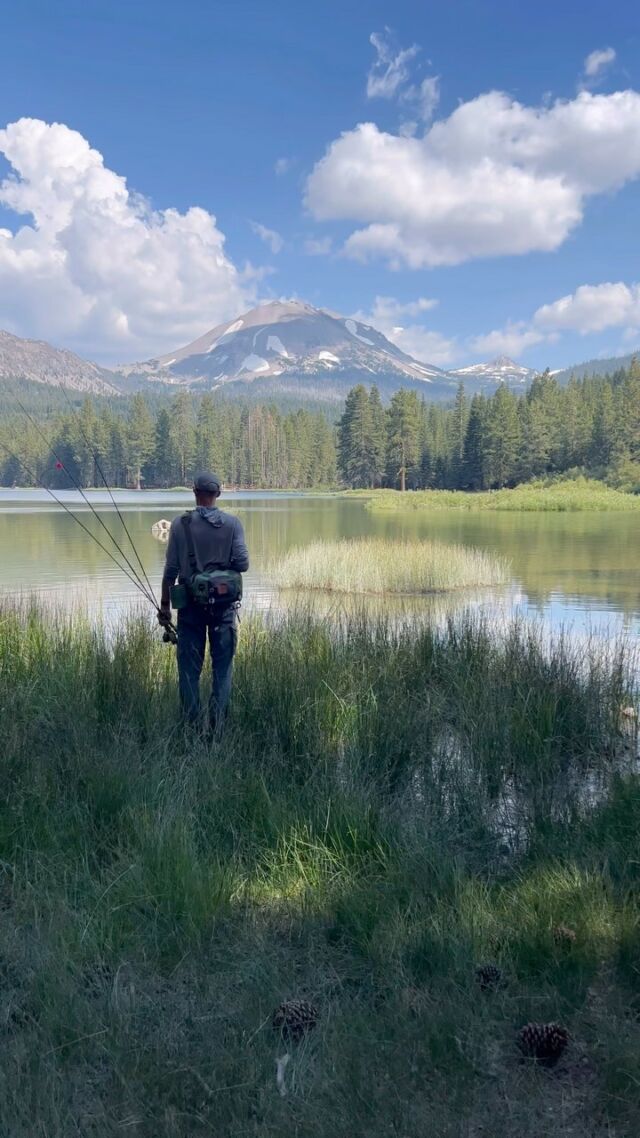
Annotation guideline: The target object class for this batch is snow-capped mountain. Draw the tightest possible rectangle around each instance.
[121,300,459,403]
[450,356,538,390]
[0,330,119,395]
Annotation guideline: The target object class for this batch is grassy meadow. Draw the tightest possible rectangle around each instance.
[1,601,640,1136]
[350,477,640,513]
[272,537,510,595]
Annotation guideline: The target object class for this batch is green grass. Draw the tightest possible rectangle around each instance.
[271,537,510,594]
[350,477,640,512]
[0,600,639,1135]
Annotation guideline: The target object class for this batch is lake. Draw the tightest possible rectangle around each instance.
[0,488,639,640]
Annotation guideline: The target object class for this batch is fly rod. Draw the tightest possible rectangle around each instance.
[0,441,177,644]
[12,398,157,610]
[56,385,159,609]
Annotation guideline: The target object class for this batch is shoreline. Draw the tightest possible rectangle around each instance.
[344,478,640,513]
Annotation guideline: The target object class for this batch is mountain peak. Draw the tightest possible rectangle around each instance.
[451,355,538,388]
[490,355,518,368]
[121,299,454,403]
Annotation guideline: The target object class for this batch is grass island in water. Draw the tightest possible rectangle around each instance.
[272,537,510,595]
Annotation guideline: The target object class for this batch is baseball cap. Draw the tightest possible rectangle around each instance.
[193,471,222,493]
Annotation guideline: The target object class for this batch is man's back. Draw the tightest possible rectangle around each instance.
[164,507,249,582]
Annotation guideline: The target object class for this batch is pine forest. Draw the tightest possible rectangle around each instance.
[1,358,639,493]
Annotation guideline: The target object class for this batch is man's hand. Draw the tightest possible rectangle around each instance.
[158,603,172,627]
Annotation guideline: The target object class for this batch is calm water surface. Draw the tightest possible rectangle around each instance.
[0,489,638,640]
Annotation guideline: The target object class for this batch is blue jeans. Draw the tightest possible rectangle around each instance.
[177,603,237,731]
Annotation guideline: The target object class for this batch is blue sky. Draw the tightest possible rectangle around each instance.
[0,0,639,370]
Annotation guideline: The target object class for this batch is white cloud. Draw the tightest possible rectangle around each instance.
[583,47,616,80]
[366,30,419,99]
[353,295,456,366]
[404,75,440,124]
[387,326,456,366]
[366,30,439,129]
[472,281,640,360]
[304,236,333,256]
[305,88,640,268]
[472,323,546,358]
[534,282,640,333]
[366,295,438,320]
[250,220,284,254]
[0,118,255,363]
[275,157,295,176]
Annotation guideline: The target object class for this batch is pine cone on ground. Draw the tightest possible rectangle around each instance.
[553,924,577,945]
[475,963,504,992]
[517,1022,569,1064]
[272,999,318,1043]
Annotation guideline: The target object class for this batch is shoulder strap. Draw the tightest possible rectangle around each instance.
[182,510,237,573]
[181,512,200,574]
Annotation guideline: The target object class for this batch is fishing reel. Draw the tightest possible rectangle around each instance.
[160,621,178,645]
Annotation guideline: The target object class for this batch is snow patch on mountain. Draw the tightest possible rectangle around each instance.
[319,351,340,363]
[345,318,374,346]
[451,356,537,387]
[266,335,289,356]
[241,354,270,373]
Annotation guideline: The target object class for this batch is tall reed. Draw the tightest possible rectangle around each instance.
[271,537,510,594]
[0,599,638,1135]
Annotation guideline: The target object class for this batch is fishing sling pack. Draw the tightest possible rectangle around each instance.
[171,511,242,611]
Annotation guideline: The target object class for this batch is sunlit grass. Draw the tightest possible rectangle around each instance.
[0,600,639,1134]
[351,476,640,512]
[271,537,510,594]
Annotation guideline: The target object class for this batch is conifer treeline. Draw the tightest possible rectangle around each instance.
[0,392,336,490]
[1,360,639,491]
[337,361,640,490]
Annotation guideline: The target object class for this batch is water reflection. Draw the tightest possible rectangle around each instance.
[0,490,638,639]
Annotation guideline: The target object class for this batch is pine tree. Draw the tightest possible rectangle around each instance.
[522,369,561,478]
[337,385,376,488]
[194,394,218,473]
[50,414,83,488]
[169,391,195,486]
[77,398,99,485]
[589,382,615,469]
[462,395,488,490]
[450,382,468,487]
[561,377,591,469]
[386,390,421,491]
[127,394,154,489]
[485,385,521,488]
[312,414,337,486]
[153,409,174,487]
[94,407,114,486]
[620,356,640,462]
[368,386,387,487]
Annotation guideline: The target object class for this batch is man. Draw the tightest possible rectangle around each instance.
[159,472,249,733]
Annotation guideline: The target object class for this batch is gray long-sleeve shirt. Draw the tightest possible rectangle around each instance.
[162,508,249,587]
